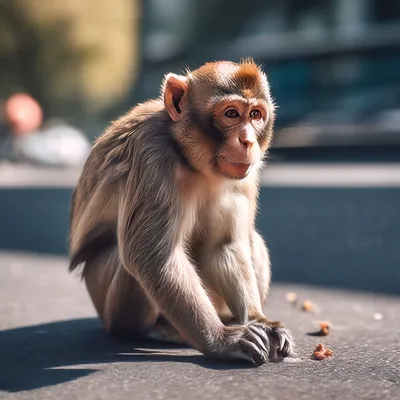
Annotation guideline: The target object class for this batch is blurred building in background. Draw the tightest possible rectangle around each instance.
[134,0,400,156]
[0,0,399,156]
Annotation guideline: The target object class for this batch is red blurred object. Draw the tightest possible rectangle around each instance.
[4,93,43,136]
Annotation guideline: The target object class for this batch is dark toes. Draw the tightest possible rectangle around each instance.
[239,339,268,366]
[265,326,294,360]
[277,338,291,357]
[247,324,270,351]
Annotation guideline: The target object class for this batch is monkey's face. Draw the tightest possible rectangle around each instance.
[163,60,275,180]
[210,97,268,180]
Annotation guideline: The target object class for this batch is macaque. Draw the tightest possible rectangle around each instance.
[69,59,294,366]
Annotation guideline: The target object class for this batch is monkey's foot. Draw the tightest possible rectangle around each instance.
[217,318,294,365]
[214,319,292,366]
[145,318,188,345]
[216,322,270,366]
[251,319,295,362]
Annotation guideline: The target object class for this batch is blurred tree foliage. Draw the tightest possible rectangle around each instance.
[0,0,140,124]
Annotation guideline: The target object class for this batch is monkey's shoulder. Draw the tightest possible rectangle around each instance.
[95,99,166,144]
[80,106,188,192]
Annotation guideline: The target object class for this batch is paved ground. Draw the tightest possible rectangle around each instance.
[0,252,399,400]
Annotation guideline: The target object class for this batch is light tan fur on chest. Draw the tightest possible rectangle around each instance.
[176,166,255,264]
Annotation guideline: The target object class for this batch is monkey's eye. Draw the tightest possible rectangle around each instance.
[224,109,240,118]
[250,109,262,121]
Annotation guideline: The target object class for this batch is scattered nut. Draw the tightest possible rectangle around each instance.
[324,347,334,357]
[312,343,334,360]
[373,313,383,321]
[302,300,315,312]
[285,292,298,304]
[307,321,330,337]
[319,321,330,336]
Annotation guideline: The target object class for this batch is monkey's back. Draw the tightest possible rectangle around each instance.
[68,98,184,273]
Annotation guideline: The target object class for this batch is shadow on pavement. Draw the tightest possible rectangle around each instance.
[0,318,256,393]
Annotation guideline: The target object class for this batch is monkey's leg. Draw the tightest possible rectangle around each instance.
[200,237,294,360]
[82,246,160,339]
[249,231,295,358]
[207,230,270,326]
[146,316,188,345]
[250,230,271,307]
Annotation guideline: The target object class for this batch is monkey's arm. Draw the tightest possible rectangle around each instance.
[200,235,293,359]
[116,164,226,353]
[250,229,271,307]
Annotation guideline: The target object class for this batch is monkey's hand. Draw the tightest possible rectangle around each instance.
[257,320,294,363]
[209,320,294,366]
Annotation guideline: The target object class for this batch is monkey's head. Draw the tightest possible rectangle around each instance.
[162,59,275,180]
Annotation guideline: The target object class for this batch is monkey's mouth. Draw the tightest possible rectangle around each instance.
[217,155,252,179]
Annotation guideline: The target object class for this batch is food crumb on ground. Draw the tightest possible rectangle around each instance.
[373,313,383,321]
[302,300,315,312]
[318,321,330,336]
[285,292,298,304]
[312,343,334,360]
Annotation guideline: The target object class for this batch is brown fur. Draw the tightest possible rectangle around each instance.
[69,59,294,365]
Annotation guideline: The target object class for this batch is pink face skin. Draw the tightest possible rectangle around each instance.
[214,98,267,180]
[163,67,271,181]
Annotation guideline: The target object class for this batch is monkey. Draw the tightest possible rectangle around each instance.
[69,58,294,366]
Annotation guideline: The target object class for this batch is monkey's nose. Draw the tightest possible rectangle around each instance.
[238,137,254,148]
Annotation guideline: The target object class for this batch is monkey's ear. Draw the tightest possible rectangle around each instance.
[163,73,188,121]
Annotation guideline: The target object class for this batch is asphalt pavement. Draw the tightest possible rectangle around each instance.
[0,252,399,400]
